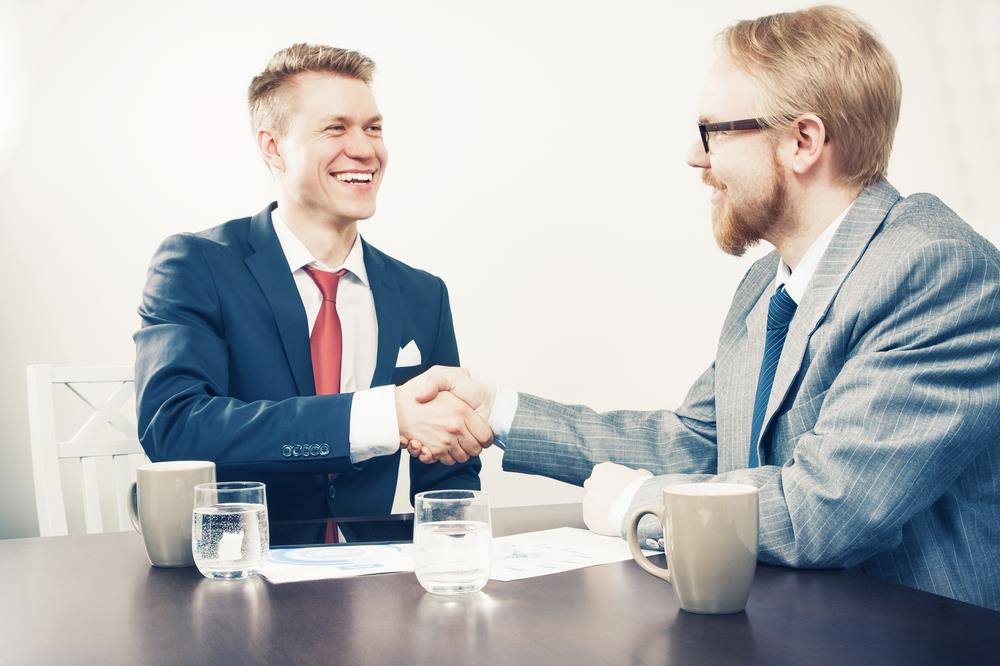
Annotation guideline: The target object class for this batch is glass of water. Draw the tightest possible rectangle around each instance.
[413,490,492,595]
[192,481,269,580]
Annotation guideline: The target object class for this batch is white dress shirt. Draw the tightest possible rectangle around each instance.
[272,208,399,463]
[490,201,857,533]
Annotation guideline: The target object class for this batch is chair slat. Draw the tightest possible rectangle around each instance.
[113,455,133,531]
[80,457,104,534]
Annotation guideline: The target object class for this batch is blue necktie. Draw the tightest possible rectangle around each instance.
[748,285,797,467]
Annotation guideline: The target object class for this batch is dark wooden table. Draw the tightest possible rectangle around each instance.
[3,503,998,665]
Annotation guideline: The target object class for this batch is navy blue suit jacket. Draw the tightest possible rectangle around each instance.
[134,203,480,544]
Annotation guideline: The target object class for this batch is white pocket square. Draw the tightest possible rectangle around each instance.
[396,340,422,368]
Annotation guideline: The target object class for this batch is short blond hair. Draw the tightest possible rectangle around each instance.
[721,5,901,187]
[248,43,375,136]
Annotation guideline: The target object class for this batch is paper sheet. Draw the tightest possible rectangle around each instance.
[258,543,414,584]
[258,527,655,585]
[489,527,656,582]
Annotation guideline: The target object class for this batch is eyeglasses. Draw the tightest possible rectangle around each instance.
[698,118,766,153]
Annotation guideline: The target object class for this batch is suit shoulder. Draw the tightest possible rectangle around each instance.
[150,216,254,266]
[186,216,254,248]
[874,193,1000,268]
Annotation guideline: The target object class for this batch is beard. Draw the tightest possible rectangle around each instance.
[702,153,787,257]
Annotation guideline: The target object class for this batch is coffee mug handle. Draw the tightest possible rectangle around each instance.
[626,506,671,583]
[127,482,142,534]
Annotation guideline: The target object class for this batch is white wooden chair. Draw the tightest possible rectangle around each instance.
[26,364,150,536]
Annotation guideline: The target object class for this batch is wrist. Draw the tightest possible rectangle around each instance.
[482,385,497,420]
[608,472,653,537]
[394,386,410,439]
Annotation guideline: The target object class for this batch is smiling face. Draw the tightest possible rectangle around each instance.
[267,72,387,227]
[687,57,789,256]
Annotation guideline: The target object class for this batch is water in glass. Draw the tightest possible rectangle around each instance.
[193,502,268,579]
[414,518,492,594]
[413,490,492,595]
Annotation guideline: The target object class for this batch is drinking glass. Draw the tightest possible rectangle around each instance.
[192,482,269,580]
[413,490,492,595]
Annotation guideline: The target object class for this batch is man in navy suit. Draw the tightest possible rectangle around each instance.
[134,44,490,545]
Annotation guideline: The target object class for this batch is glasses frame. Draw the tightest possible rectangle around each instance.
[698,118,767,153]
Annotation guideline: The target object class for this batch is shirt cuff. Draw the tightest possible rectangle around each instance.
[608,474,652,538]
[348,385,401,463]
[488,388,518,448]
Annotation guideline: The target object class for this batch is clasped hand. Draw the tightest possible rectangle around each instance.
[394,366,496,465]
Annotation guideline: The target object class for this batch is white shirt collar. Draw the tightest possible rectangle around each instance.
[271,207,369,287]
[776,201,855,303]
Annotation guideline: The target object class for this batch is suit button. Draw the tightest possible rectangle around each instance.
[292,445,302,457]
[282,445,292,458]
[319,443,330,456]
[328,484,336,499]
[310,444,321,456]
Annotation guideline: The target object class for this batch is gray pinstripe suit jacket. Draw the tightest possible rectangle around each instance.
[502,179,1000,610]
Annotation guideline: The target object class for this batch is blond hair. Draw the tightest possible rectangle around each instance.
[721,5,901,187]
[247,43,375,136]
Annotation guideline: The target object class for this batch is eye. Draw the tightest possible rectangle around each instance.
[367,125,383,134]
[324,125,346,133]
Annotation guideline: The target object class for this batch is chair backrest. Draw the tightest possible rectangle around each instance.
[26,364,150,536]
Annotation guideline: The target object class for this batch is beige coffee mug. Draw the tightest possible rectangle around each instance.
[626,483,758,614]
[127,461,216,567]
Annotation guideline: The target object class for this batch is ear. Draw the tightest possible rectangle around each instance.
[257,129,285,172]
[788,114,827,176]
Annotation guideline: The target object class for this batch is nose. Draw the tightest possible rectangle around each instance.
[686,139,710,169]
[344,129,376,161]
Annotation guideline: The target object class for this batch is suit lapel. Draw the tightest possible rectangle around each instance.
[364,241,403,388]
[734,277,773,467]
[244,203,316,396]
[754,179,902,450]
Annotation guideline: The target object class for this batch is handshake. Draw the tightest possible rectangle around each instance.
[393,366,496,465]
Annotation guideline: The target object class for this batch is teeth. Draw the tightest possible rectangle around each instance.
[335,172,373,183]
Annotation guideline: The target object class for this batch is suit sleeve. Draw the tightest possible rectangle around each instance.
[500,364,719,486]
[134,234,357,477]
[627,238,1000,566]
[408,278,482,501]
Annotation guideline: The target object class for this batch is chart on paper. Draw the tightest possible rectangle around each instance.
[258,543,414,584]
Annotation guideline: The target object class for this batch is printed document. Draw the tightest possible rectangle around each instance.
[258,527,655,584]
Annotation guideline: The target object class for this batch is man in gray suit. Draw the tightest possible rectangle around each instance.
[407,6,1000,610]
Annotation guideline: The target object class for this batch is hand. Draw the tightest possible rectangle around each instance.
[582,462,652,536]
[395,371,493,465]
[403,366,497,464]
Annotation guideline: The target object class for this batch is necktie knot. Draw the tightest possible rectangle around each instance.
[304,266,347,302]
[767,285,798,330]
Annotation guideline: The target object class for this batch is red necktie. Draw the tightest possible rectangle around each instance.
[304,265,347,543]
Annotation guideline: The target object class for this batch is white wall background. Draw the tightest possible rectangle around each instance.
[1,0,998,538]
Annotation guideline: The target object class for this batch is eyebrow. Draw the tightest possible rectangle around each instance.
[319,115,383,125]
